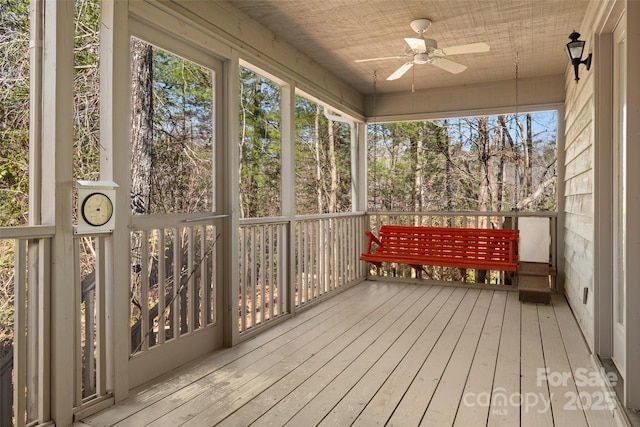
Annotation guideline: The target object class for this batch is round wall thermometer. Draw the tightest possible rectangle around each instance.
[81,192,114,226]
[75,180,118,234]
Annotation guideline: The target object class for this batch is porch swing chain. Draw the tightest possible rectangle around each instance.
[372,70,378,211]
[514,52,520,218]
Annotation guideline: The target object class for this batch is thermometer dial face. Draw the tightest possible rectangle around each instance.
[81,192,114,226]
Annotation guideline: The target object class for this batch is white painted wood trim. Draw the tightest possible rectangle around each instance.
[99,0,131,403]
[28,0,43,225]
[42,1,76,424]
[224,49,241,346]
[281,83,297,320]
[593,30,614,358]
[623,0,640,410]
[556,105,567,294]
[354,122,367,213]
[14,240,27,427]
[365,75,565,122]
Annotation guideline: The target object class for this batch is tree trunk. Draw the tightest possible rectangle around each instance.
[439,121,453,212]
[328,119,338,213]
[413,134,424,215]
[238,81,247,218]
[130,38,153,214]
[489,126,500,212]
[314,105,323,213]
[477,117,491,216]
[496,115,507,211]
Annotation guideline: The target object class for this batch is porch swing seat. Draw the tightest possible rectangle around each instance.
[360,225,519,278]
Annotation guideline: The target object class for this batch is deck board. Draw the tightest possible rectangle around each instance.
[317,286,455,427]
[453,290,507,427]
[520,302,554,426]
[145,283,420,427]
[538,303,589,427]
[80,282,618,427]
[199,283,431,426]
[351,287,470,427]
[386,288,483,426]
[420,289,494,426]
[487,291,521,427]
[280,285,444,426]
[551,295,619,427]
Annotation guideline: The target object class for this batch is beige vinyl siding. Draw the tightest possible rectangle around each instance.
[562,61,595,350]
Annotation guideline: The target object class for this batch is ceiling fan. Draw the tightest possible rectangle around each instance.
[355,18,490,80]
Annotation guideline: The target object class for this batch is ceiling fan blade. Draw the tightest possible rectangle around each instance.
[387,62,414,80]
[404,37,426,51]
[442,42,490,56]
[355,55,409,63]
[432,58,467,74]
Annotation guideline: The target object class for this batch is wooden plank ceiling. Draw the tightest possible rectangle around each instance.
[223,0,590,96]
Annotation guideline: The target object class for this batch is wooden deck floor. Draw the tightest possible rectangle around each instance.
[79,281,622,427]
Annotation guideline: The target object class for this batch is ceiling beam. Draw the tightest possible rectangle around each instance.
[365,74,565,122]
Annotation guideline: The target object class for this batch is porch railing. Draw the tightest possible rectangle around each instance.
[237,212,367,335]
[0,225,120,426]
[0,226,54,427]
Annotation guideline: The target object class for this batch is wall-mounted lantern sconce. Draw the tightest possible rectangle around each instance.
[565,31,592,82]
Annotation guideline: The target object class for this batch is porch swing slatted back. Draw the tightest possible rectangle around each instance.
[361,225,519,274]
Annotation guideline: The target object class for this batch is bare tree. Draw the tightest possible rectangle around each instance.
[130,38,153,214]
[327,119,338,213]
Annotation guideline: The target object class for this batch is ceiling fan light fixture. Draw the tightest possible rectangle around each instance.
[410,18,432,34]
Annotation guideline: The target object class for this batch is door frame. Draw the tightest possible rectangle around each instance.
[611,14,626,377]
[594,0,640,410]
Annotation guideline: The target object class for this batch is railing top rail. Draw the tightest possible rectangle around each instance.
[366,211,557,218]
[130,212,229,230]
[239,211,366,226]
[295,211,366,221]
[239,216,290,226]
[0,225,56,240]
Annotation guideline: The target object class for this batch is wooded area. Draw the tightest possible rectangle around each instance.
[369,114,557,214]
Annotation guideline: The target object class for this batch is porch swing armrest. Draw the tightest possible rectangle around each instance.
[364,230,382,254]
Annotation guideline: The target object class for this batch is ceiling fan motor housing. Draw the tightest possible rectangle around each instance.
[414,53,430,64]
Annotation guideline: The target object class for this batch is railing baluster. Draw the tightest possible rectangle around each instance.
[259,225,266,324]
[250,226,257,328]
[307,221,312,301]
[173,227,180,339]
[96,236,106,396]
[187,227,195,334]
[158,230,166,343]
[268,225,274,321]
[200,226,207,328]
[85,288,95,397]
[141,230,149,350]
[240,227,247,332]
[211,225,217,325]
[319,220,325,294]
[296,223,301,306]
[14,239,27,427]
[73,239,82,407]
[277,223,285,315]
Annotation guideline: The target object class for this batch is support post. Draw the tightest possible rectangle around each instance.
[100,0,131,403]
[42,1,75,424]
